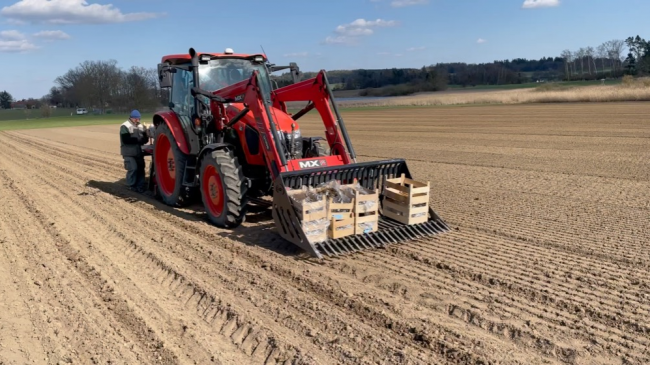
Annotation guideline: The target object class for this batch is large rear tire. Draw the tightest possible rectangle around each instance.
[153,123,191,206]
[199,148,249,228]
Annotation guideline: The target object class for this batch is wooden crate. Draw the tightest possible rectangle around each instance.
[287,189,328,243]
[328,216,355,239]
[382,173,430,225]
[353,190,379,235]
[326,197,355,239]
[326,198,354,221]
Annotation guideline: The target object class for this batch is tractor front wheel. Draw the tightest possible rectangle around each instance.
[199,148,248,228]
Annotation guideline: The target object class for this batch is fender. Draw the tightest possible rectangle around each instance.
[196,142,234,171]
[153,111,190,155]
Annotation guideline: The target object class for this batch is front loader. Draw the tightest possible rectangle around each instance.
[149,47,449,258]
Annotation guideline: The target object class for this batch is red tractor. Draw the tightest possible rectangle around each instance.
[148,47,449,258]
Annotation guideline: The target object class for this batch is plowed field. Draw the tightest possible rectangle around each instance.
[1,102,649,365]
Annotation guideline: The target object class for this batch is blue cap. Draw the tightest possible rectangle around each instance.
[130,109,141,119]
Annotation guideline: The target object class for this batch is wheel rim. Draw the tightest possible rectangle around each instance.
[155,133,175,196]
[202,165,224,217]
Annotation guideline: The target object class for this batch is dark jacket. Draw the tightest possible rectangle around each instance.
[120,120,148,157]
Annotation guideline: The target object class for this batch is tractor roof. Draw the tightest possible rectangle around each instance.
[161,52,267,65]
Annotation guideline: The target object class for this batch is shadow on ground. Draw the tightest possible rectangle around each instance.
[86,178,309,259]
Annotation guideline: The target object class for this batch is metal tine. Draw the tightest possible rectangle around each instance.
[333,238,355,253]
[431,221,448,232]
[354,235,373,250]
[345,237,364,252]
[404,225,426,239]
[323,241,343,256]
[343,238,361,253]
[415,224,438,238]
[319,242,339,257]
[330,240,352,255]
[377,230,398,246]
[389,226,411,242]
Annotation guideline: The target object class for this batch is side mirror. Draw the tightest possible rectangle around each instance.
[158,63,174,88]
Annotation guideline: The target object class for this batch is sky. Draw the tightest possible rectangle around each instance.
[1,0,649,100]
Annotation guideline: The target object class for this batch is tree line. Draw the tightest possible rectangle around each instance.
[2,34,648,111]
[44,59,163,113]
[276,36,645,95]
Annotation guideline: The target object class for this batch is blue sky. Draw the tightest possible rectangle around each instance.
[1,0,648,100]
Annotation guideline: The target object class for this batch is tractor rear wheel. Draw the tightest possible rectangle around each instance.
[199,148,248,228]
[154,123,191,207]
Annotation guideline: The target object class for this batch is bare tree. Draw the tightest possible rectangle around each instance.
[596,43,608,74]
[561,49,573,80]
[576,48,586,77]
[585,46,595,75]
[605,39,626,74]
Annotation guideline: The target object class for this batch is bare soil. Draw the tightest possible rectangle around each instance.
[1,102,649,365]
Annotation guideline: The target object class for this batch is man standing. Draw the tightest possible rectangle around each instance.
[120,110,149,193]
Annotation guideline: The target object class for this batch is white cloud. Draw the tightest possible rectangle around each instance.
[521,0,560,9]
[323,35,356,45]
[0,30,36,52]
[0,0,163,24]
[33,30,71,40]
[0,29,25,40]
[335,18,397,36]
[406,46,426,51]
[0,39,37,52]
[324,18,398,45]
[282,51,321,58]
[391,0,428,7]
[477,38,487,44]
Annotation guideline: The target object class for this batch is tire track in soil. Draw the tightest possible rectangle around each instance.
[8,126,528,364]
[0,134,324,365]
[1,125,528,364]
[0,214,49,365]
[2,130,472,364]
[0,171,150,364]
[0,146,256,365]
[5,119,644,364]
[345,245,641,365]
[0,168,181,365]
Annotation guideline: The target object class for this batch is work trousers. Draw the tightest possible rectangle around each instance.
[123,156,146,192]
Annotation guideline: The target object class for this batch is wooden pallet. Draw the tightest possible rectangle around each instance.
[382,173,430,225]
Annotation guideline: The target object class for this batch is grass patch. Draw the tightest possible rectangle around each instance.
[0,113,149,131]
[0,107,78,121]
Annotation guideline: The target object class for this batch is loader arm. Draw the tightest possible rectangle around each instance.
[205,71,289,181]
[271,70,355,164]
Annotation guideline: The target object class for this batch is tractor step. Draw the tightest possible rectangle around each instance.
[271,158,450,259]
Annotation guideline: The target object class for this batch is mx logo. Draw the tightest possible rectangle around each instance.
[298,159,327,169]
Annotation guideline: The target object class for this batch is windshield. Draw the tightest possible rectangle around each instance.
[198,58,272,101]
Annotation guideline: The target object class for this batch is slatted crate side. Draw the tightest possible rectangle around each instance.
[354,190,379,235]
[384,174,430,197]
[287,189,329,243]
[326,196,355,239]
[328,216,355,239]
[382,173,430,225]
[326,199,354,221]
